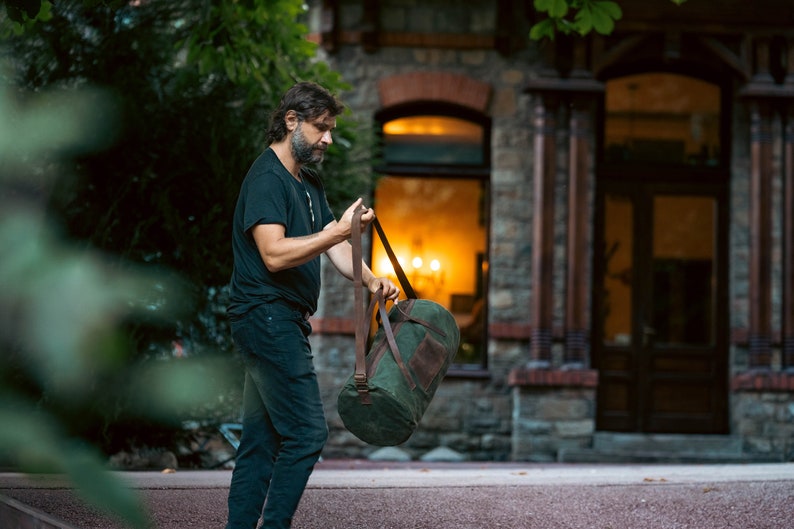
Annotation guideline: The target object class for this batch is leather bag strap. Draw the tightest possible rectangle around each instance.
[351,209,416,404]
[372,218,417,300]
[351,208,371,404]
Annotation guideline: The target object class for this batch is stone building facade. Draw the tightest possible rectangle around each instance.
[304,0,794,462]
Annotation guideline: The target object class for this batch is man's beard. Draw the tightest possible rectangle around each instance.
[292,125,325,164]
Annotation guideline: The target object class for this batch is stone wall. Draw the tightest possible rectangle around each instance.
[511,386,597,462]
[305,0,543,461]
[734,391,794,460]
[731,373,794,461]
[304,0,794,463]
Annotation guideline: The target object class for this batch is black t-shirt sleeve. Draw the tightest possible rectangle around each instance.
[242,170,289,235]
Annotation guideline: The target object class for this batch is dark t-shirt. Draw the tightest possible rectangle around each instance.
[227,148,335,318]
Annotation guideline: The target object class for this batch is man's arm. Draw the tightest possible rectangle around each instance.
[252,197,367,272]
[325,227,401,301]
[252,222,345,272]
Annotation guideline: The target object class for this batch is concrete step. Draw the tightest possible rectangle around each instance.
[558,433,780,464]
[593,433,743,456]
[557,448,779,464]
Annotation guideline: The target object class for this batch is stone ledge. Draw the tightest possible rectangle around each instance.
[731,371,794,392]
[508,368,599,388]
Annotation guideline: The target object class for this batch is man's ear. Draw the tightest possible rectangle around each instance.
[284,110,299,132]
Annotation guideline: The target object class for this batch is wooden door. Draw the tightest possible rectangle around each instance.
[593,182,729,433]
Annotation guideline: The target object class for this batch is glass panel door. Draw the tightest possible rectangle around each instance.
[651,195,716,347]
[644,194,723,433]
[595,186,727,433]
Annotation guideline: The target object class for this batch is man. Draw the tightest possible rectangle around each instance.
[225,82,399,528]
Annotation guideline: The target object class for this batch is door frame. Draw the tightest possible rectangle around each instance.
[592,173,730,434]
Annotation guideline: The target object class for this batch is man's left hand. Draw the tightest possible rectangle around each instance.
[368,277,400,301]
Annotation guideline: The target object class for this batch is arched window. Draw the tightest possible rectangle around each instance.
[382,115,486,166]
[603,73,722,167]
[372,105,490,369]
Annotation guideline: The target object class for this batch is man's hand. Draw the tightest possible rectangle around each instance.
[368,276,400,301]
[337,198,375,239]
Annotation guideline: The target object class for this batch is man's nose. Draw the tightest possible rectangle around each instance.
[321,130,333,144]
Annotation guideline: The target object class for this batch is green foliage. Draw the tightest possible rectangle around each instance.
[0,84,168,528]
[530,0,688,40]
[0,0,369,526]
[1,0,359,333]
[1,399,150,528]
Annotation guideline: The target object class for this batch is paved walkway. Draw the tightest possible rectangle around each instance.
[1,461,793,528]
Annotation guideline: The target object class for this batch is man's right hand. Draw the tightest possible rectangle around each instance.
[338,198,375,238]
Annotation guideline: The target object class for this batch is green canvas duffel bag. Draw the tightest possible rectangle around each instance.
[337,213,460,446]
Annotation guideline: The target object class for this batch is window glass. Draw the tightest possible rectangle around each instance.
[604,73,720,167]
[382,115,485,166]
[651,195,716,346]
[377,111,489,368]
[372,176,488,366]
[602,192,634,346]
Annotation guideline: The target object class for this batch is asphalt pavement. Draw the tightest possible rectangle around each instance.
[1,460,793,528]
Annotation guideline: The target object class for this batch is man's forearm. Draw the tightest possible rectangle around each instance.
[326,240,374,286]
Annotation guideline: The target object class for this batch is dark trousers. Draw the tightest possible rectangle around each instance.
[226,303,328,529]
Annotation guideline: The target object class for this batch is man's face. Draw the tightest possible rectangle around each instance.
[291,111,336,164]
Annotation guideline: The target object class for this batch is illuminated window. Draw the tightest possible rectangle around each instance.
[604,73,721,167]
[374,109,490,369]
[382,115,485,166]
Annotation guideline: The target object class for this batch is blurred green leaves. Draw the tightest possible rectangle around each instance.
[0,83,162,527]
[1,399,150,528]
[0,1,372,526]
[2,0,357,290]
[530,0,688,40]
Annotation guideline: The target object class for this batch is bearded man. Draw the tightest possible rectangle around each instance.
[225,82,399,528]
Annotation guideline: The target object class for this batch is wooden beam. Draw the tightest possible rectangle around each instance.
[592,35,648,77]
[699,36,751,81]
[361,0,380,53]
[319,0,339,54]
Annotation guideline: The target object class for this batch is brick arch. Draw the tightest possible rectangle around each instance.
[377,72,492,114]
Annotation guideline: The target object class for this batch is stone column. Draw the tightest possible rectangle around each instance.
[564,96,593,367]
[783,102,794,369]
[529,95,558,367]
[748,100,774,369]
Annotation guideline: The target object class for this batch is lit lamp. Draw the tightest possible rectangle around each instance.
[378,255,444,294]
[408,252,444,295]
[377,237,444,297]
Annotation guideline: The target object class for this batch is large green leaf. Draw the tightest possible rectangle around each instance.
[535,0,569,18]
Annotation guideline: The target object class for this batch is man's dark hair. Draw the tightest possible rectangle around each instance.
[266,82,345,144]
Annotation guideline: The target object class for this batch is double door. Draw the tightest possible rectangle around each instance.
[593,180,728,433]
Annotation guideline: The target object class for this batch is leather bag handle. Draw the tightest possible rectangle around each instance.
[351,208,416,404]
[372,217,417,300]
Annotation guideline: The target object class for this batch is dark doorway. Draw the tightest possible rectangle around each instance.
[593,72,729,434]
[593,183,729,433]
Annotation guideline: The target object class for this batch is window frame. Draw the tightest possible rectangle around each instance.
[374,103,492,375]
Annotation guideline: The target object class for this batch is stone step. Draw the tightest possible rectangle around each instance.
[558,433,780,464]
[592,433,744,456]
[557,447,779,464]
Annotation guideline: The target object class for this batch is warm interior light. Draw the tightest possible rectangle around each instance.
[383,116,482,143]
[430,259,441,272]
[371,176,487,308]
[412,256,423,269]
[380,257,394,275]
